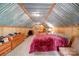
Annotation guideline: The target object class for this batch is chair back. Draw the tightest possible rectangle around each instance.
[71,37,79,54]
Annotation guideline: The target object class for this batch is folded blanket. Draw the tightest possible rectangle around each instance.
[29,38,54,53]
[29,34,68,53]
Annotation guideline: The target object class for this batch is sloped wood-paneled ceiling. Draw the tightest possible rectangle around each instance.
[0,3,79,27]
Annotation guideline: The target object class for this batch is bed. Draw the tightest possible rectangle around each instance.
[29,33,68,55]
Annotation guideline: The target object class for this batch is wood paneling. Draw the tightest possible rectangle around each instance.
[45,3,56,20]
[52,26,79,37]
[0,26,32,36]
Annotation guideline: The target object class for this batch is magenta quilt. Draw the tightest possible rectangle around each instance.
[29,34,68,53]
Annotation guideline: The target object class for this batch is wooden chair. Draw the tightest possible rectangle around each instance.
[9,34,26,49]
[59,36,79,56]
[0,42,11,56]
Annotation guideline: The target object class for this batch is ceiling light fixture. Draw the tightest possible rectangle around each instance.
[32,12,41,17]
[32,13,40,17]
[32,12,40,14]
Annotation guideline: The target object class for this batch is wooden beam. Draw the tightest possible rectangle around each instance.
[18,3,32,20]
[45,3,56,20]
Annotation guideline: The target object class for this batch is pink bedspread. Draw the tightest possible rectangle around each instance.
[29,34,68,53]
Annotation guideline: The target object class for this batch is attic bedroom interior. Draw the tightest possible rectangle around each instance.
[0,3,79,56]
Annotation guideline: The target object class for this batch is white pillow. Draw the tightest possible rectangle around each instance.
[0,42,2,45]
[3,38,9,43]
